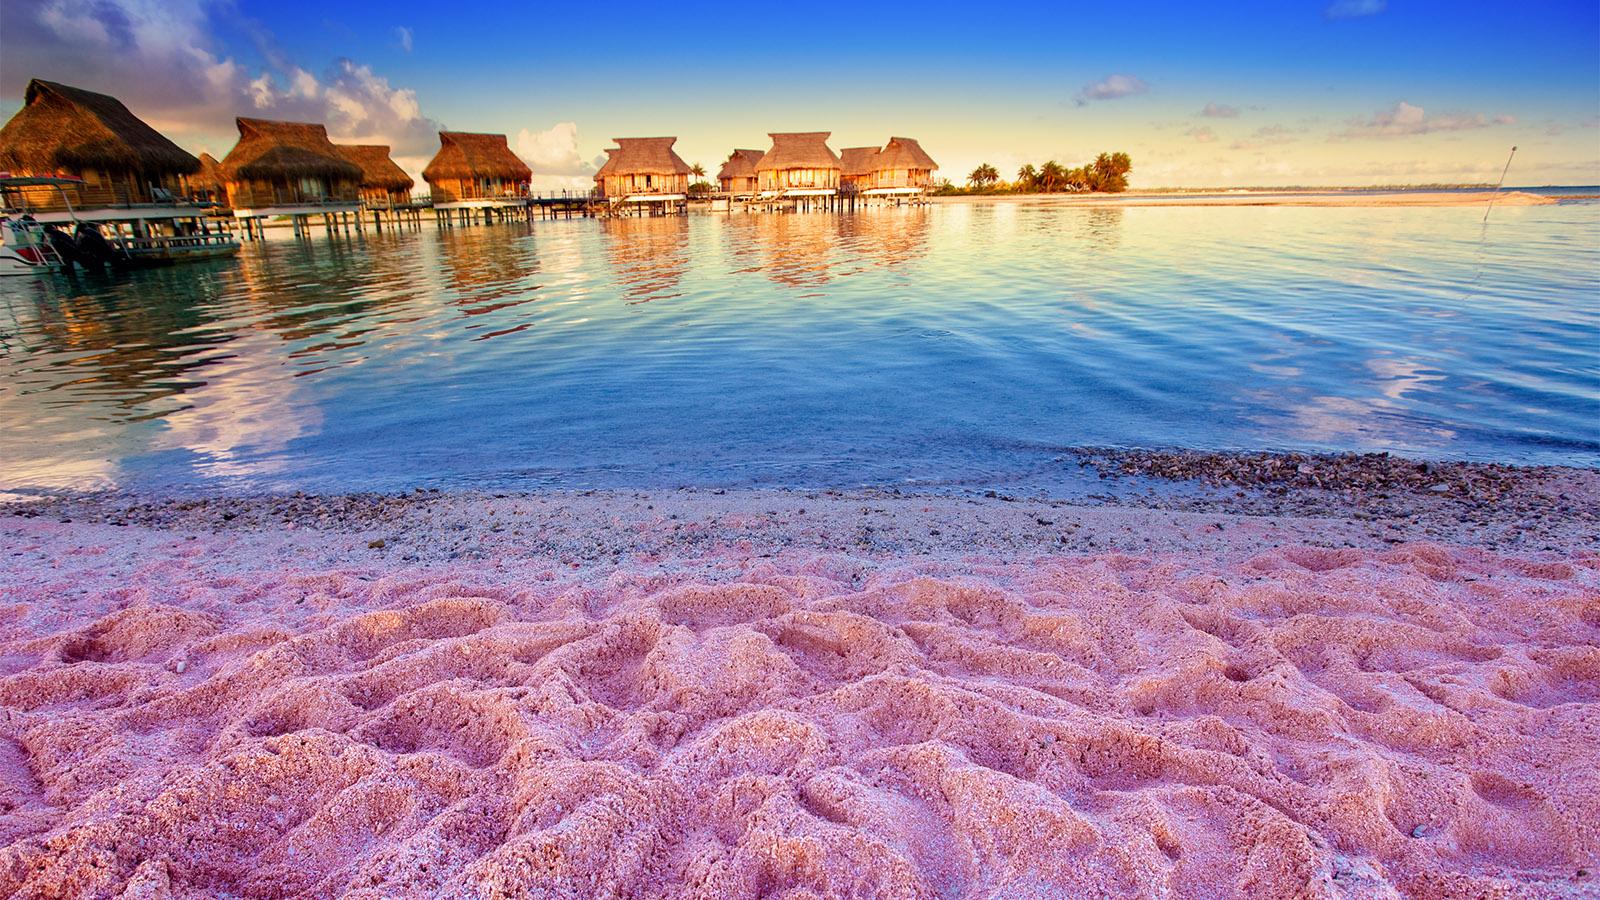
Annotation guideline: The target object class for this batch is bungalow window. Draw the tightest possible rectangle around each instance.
[298,177,325,199]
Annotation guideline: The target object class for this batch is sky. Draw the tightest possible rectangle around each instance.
[1,0,1596,189]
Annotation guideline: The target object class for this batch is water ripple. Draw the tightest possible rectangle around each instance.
[1,203,1597,492]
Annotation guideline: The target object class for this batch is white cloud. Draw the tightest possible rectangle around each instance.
[1335,101,1514,140]
[1075,74,1148,106]
[1325,0,1387,19]
[1199,102,1240,118]
[515,122,601,190]
[2,0,442,159]
[394,26,413,53]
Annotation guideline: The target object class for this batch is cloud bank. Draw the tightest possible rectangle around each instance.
[1336,101,1516,140]
[1075,74,1148,106]
[1324,0,1387,19]
[515,122,603,189]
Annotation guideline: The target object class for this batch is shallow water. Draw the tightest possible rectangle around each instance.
[1,201,1597,493]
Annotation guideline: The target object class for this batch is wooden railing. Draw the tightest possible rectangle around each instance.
[113,232,237,251]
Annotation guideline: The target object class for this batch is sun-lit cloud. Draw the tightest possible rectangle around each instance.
[1186,126,1218,143]
[1199,102,1240,118]
[1232,124,1298,150]
[1075,74,1148,106]
[1334,101,1515,140]
[515,122,603,190]
[1325,0,1387,19]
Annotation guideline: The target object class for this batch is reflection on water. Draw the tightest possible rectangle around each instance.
[1,203,1596,493]
[601,217,689,304]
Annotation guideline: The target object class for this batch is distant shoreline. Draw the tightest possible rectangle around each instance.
[929,189,1560,208]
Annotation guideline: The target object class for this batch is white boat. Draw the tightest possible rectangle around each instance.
[0,215,64,276]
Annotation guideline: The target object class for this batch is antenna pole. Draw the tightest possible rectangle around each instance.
[1483,145,1518,224]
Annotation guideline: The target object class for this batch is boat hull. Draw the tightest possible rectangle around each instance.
[120,242,242,268]
[0,247,60,276]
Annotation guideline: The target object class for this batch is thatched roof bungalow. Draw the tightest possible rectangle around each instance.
[594,137,691,199]
[839,147,880,191]
[422,132,530,205]
[193,153,226,203]
[219,118,361,211]
[870,136,938,190]
[716,149,764,194]
[335,144,414,207]
[0,78,200,212]
[755,132,840,193]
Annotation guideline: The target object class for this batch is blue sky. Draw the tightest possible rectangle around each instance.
[2,0,1596,187]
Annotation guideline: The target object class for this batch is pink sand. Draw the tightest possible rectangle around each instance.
[0,513,1596,897]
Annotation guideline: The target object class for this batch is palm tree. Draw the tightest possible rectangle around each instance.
[1016,164,1038,191]
[967,163,1000,189]
[690,162,706,180]
[1038,160,1066,193]
[1087,152,1132,192]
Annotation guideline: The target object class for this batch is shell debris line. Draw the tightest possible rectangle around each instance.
[0,515,1596,898]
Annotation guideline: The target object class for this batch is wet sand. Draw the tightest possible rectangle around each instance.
[931,190,1558,208]
[0,455,1596,897]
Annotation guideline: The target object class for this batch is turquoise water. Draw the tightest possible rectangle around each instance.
[1,200,1597,493]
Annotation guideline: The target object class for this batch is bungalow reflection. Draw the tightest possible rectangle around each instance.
[231,233,431,354]
[436,225,543,325]
[727,213,839,290]
[835,207,932,271]
[599,216,689,304]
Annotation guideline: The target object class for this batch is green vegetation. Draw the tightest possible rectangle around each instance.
[943,152,1133,195]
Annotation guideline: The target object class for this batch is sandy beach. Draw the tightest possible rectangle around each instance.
[1,454,1595,897]
[930,190,1561,208]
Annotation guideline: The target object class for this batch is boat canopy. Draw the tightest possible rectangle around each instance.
[0,176,88,188]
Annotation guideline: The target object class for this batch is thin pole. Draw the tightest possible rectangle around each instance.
[1483,145,1517,224]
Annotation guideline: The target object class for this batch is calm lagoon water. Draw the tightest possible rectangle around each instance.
[1,200,1597,494]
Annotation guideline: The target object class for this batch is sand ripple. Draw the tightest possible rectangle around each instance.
[0,544,1596,897]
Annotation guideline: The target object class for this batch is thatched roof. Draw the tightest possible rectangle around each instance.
[840,147,880,177]
[876,136,938,172]
[717,149,764,180]
[194,153,225,192]
[422,132,530,182]
[756,132,840,171]
[0,79,199,176]
[594,137,690,178]
[335,144,414,191]
[221,118,361,182]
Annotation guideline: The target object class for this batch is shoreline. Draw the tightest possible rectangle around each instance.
[6,448,1594,558]
[928,189,1561,208]
[2,449,1596,896]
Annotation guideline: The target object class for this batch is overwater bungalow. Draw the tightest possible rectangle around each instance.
[192,153,227,205]
[0,79,200,214]
[219,118,361,218]
[335,144,414,209]
[867,136,938,193]
[839,147,880,193]
[755,132,841,196]
[422,132,531,207]
[716,149,764,194]
[594,137,691,202]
